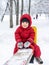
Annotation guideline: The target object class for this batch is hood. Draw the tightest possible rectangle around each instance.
[20,14,32,27]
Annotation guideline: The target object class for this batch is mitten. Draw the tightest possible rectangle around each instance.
[17,42,23,49]
[24,41,31,48]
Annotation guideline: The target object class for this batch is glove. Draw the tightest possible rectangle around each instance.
[24,41,31,48]
[17,42,23,49]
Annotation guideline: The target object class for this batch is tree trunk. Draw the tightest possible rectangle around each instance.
[21,0,23,15]
[10,0,13,28]
[28,0,31,15]
[16,0,19,25]
[14,0,17,25]
[1,1,9,22]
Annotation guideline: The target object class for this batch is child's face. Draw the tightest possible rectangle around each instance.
[22,22,29,28]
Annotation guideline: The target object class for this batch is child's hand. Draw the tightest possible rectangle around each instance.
[24,41,31,48]
[17,42,23,49]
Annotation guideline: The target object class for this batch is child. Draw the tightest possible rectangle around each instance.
[13,14,43,64]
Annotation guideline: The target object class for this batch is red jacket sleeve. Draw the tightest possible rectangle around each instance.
[27,28,35,43]
[15,27,22,43]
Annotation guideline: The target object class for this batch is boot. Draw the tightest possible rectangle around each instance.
[30,55,34,63]
[36,57,43,64]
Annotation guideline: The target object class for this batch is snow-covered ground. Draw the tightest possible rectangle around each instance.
[0,14,49,65]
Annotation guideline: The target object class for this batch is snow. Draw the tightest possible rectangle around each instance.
[0,14,49,65]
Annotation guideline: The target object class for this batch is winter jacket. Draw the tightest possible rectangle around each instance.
[15,14,35,44]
